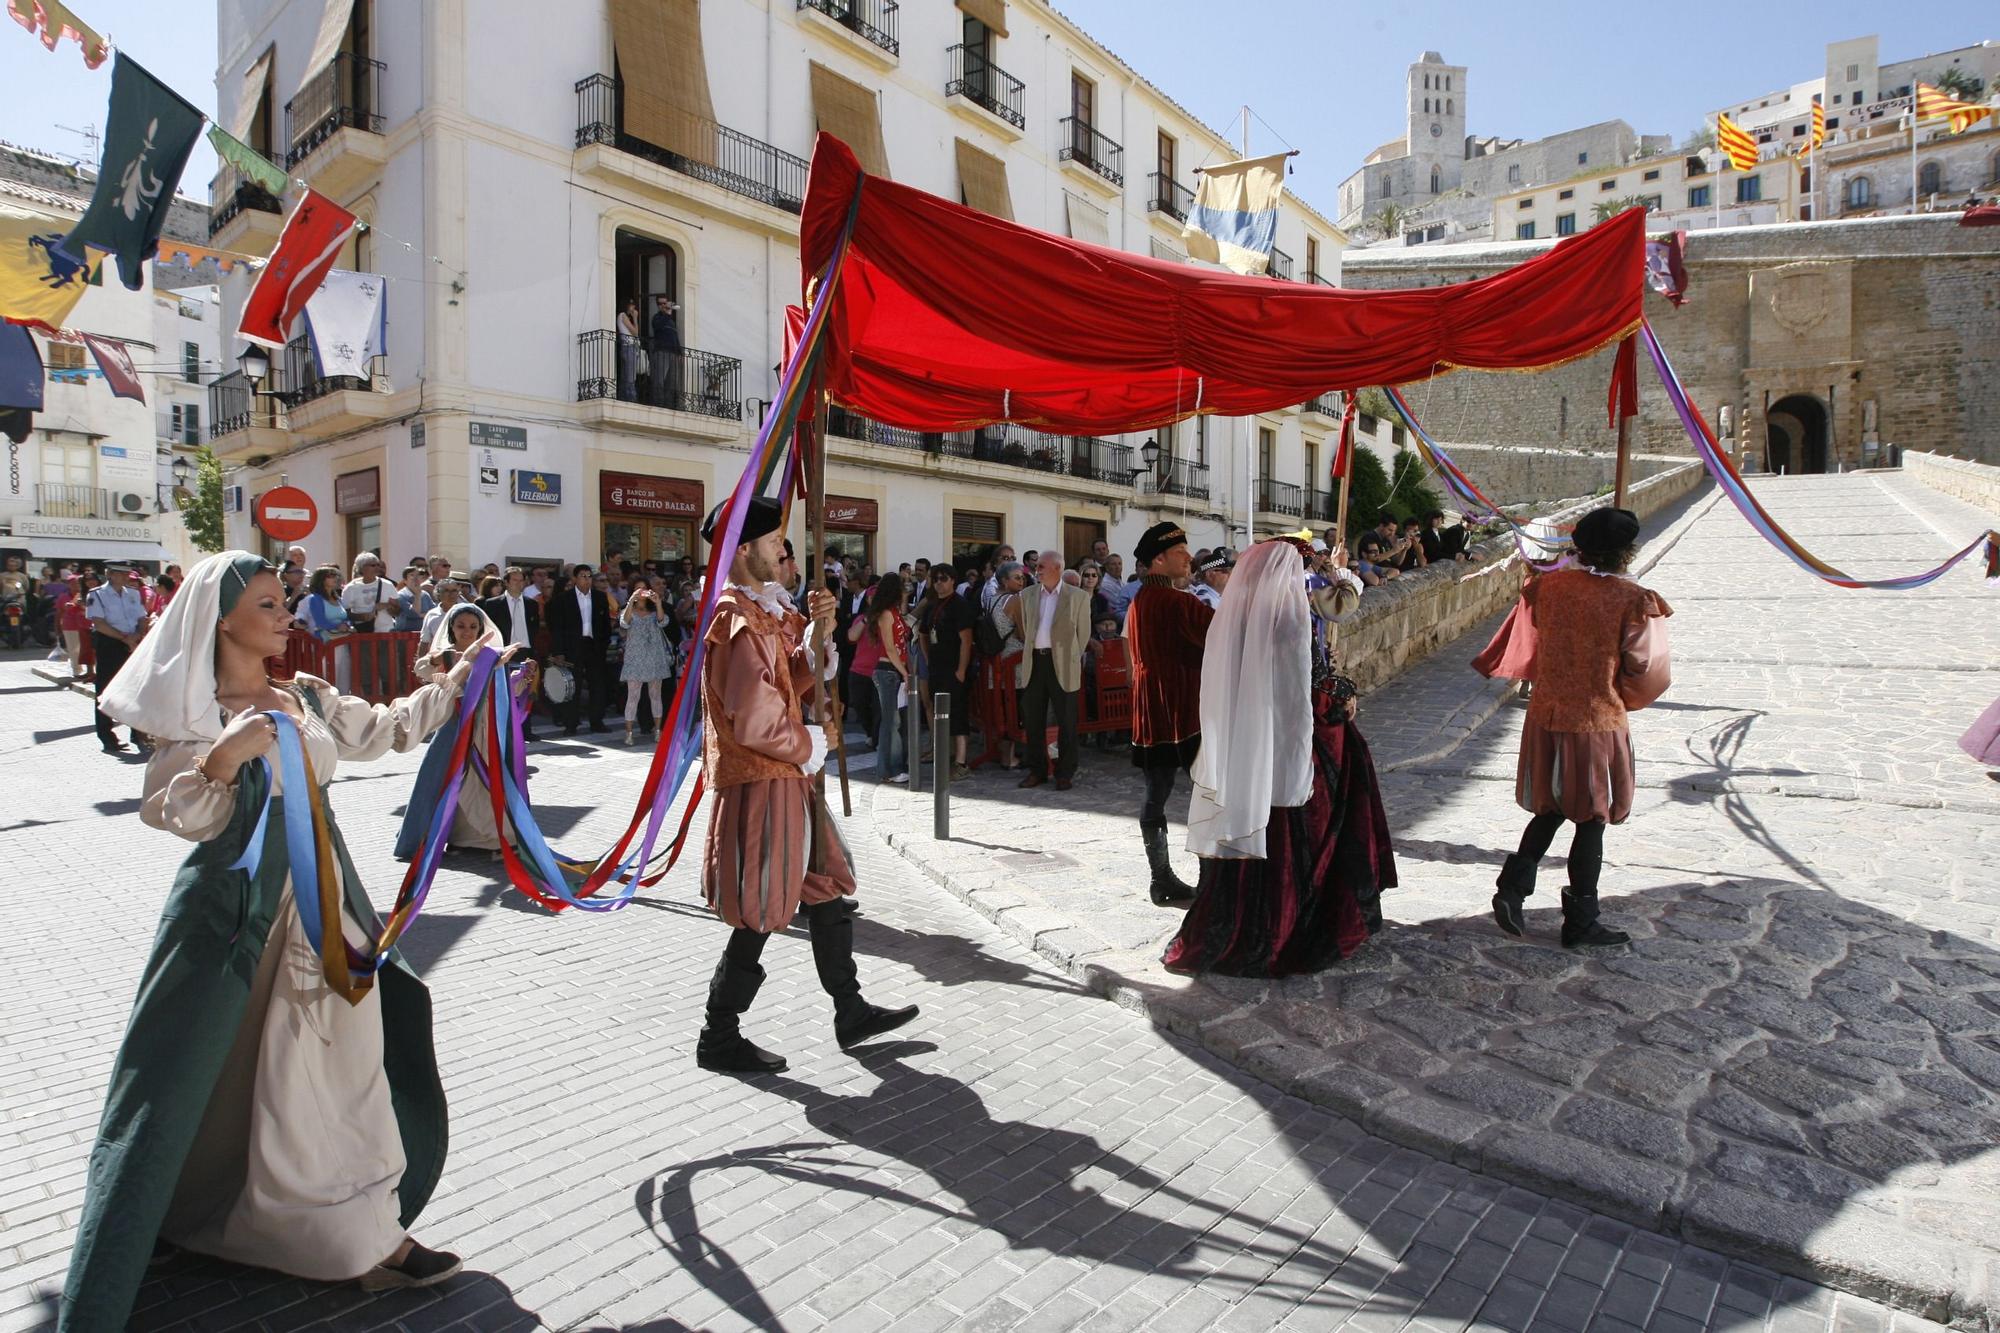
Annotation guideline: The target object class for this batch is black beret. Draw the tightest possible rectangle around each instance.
[1573,506,1640,555]
[1134,521,1188,567]
[701,494,784,545]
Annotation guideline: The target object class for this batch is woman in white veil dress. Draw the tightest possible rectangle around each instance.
[1166,537,1398,977]
[395,601,529,857]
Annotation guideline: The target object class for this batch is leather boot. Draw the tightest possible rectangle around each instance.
[807,899,918,1049]
[1560,889,1629,949]
[1492,852,1537,938]
[1142,820,1196,907]
[695,936,787,1074]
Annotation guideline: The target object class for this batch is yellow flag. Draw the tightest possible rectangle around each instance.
[0,203,97,328]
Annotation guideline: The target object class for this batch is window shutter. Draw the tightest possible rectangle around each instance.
[809,62,891,179]
[954,138,1013,219]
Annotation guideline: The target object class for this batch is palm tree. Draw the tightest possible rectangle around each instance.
[1934,67,1983,100]
[1591,196,1642,224]
[1369,202,1410,240]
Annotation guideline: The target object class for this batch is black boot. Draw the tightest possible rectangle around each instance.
[1493,851,1537,937]
[696,931,787,1074]
[1142,820,1196,907]
[1560,890,1629,949]
[807,899,918,1049]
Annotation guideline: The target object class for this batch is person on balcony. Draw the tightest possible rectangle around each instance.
[617,298,641,402]
[648,294,683,410]
[1127,522,1213,907]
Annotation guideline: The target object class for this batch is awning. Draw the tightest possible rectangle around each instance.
[954,139,1013,220]
[611,0,716,163]
[297,0,356,95]
[809,63,889,179]
[232,46,275,140]
[956,0,1008,37]
[1064,192,1110,246]
[795,132,1646,434]
[11,537,174,566]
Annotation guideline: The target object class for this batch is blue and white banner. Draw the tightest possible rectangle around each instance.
[303,269,387,380]
[1181,153,1289,276]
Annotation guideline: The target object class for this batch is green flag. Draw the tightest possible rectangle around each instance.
[207,124,290,199]
[60,53,207,290]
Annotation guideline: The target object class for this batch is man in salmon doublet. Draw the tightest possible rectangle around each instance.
[695,495,918,1074]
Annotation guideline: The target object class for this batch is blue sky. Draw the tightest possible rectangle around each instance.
[0,2,1987,218]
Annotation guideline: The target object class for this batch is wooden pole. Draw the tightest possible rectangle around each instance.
[1613,412,1632,509]
[807,391,852,816]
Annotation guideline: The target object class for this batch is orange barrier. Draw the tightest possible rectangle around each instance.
[271,629,425,704]
[967,642,1131,771]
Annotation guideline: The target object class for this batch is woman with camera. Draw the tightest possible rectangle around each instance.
[618,583,673,747]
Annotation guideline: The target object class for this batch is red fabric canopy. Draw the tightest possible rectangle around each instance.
[797,134,1646,435]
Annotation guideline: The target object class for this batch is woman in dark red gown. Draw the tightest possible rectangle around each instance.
[1164,539,1397,977]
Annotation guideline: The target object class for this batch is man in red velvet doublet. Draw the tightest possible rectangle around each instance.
[1126,521,1213,906]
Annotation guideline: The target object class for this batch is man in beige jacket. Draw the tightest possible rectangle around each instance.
[1011,550,1093,790]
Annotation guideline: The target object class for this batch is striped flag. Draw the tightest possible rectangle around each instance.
[1914,83,1994,135]
[1715,113,1760,172]
[1181,153,1288,276]
[1793,102,1825,156]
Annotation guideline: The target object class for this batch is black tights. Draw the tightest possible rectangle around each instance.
[724,926,768,967]
[1140,765,1180,827]
[1507,812,1607,899]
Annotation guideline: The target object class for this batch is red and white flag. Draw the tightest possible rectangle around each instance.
[80,333,145,402]
[238,190,357,348]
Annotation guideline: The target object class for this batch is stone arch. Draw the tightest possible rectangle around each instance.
[1845,175,1872,210]
[1919,160,1942,198]
[1430,164,1442,193]
[1767,393,1829,474]
[596,207,700,338]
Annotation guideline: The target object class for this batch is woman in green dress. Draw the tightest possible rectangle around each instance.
[62,552,473,1332]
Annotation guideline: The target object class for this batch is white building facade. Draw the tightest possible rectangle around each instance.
[206,0,1354,581]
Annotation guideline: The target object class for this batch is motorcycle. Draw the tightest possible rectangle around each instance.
[0,599,22,650]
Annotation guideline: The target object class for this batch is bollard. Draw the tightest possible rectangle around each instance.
[933,690,950,840]
[906,688,922,793]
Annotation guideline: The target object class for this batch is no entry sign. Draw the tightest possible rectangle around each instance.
[254,485,319,543]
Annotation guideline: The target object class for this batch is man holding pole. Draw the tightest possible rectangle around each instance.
[692,495,918,1075]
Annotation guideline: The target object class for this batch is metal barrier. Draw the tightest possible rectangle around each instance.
[273,629,424,705]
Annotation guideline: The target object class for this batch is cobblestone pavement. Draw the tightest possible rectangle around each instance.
[0,649,1945,1331]
[876,472,2000,1328]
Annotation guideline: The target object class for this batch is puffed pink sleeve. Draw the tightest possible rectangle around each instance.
[140,740,237,842]
[718,626,813,765]
[1617,592,1673,712]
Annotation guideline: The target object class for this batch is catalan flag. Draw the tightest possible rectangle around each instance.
[1914,82,1994,135]
[1793,101,1825,156]
[1715,113,1760,172]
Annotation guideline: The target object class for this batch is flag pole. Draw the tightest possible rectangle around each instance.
[1909,108,1919,212]
[1241,104,1255,551]
[808,390,852,816]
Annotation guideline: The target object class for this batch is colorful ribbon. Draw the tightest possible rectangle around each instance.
[1383,385,1572,571]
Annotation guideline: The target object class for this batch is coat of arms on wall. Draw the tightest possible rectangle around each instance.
[1767,263,1833,336]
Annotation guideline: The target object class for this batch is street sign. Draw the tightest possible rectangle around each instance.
[511,469,562,507]
[470,421,527,450]
[478,465,500,487]
[254,485,318,543]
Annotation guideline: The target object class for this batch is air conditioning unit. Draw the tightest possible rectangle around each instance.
[116,492,149,515]
[223,484,244,513]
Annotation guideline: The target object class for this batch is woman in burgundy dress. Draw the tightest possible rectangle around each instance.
[1164,538,1397,977]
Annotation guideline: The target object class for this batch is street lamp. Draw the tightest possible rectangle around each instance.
[1119,436,1164,483]
[236,344,270,387]
[171,454,191,486]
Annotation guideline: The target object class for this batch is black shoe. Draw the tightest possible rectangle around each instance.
[696,1031,788,1073]
[835,1001,919,1049]
[562,725,578,736]
[358,1242,463,1291]
[1492,893,1526,938]
[101,740,132,754]
[589,721,607,733]
[1563,921,1631,949]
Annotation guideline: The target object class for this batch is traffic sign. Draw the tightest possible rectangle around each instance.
[254,485,319,543]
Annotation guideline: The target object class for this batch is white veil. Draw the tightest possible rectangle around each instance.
[420,600,499,673]
[98,550,264,744]
[1185,540,1313,860]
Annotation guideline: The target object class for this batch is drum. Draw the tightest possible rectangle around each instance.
[542,662,575,705]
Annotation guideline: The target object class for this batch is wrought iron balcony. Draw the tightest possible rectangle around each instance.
[1065,436,1134,483]
[1268,247,1294,280]
[1306,394,1343,418]
[208,369,286,437]
[35,484,116,519]
[577,330,743,421]
[1147,172,1193,222]
[285,51,384,167]
[826,411,1134,485]
[576,74,810,214]
[797,0,899,56]
[1141,458,1210,501]
[208,162,283,239]
[1305,488,1339,523]
[946,45,1025,130]
[1257,478,1305,516]
[1309,269,1337,287]
[279,333,382,408]
[1060,117,1124,187]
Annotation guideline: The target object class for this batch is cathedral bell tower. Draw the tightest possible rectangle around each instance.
[1406,51,1467,196]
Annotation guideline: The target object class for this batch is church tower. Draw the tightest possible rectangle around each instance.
[1406,52,1467,196]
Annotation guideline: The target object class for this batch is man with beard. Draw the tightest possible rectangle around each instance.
[693,496,918,1073]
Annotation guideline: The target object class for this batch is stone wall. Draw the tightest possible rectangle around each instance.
[1341,214,2000,469]
[1340,461,1707,694]
[1425,442,1681,504]
[1903,450,2000,523]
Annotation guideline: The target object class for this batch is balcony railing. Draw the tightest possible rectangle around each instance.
[1257,478,1305,516]
[1066,437,1134,483]
[1147,172,1193,222]
[1308,269,1336,287]
[208,369,286,436]
[797,0,899,56]
[35,484,113,519]
[578,330,742,421]
[208,161,283,238]
[1060,117,1124,187]
[285,51,384,167]
[1142,458,1210,501]
[1306,394,1342,418]
[281,333,382,408]
[946,44,1026,130]
[827,409,1135,484]
[576,75,810,214]
[1268,247,1294,280]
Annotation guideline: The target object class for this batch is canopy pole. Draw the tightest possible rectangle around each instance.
[808,390,852,816]
[1613,413,1632,509]
[1242,105,1254,552]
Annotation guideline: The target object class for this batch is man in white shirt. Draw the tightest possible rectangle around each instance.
[480,565,544,740]
[86,564,152,754]
[1010,552,1091,790]
[340,553,398,630]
